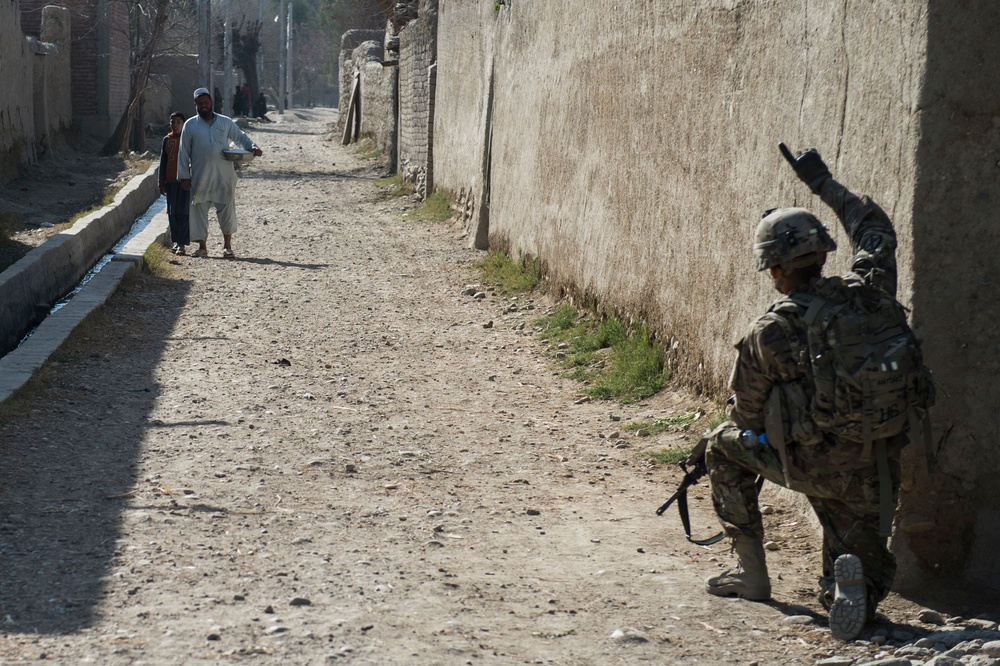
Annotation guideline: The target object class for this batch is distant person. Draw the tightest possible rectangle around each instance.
[253,92,268,119]
[213,87,223,113]
[157,111,190,255]
[242,83,252,116]
[232,85,244,117]
[177,87,262,259]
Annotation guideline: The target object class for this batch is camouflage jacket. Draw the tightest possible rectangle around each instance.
[728,179,899,445]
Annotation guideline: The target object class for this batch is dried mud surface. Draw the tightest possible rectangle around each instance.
[0,108,952,665]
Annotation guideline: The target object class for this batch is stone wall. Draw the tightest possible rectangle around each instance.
[396,0,437,197]
[0,0,36,181]
[431,0,1000,594]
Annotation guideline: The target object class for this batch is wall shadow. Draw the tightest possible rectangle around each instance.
[898,0,1000,609]
[0,271,193,633]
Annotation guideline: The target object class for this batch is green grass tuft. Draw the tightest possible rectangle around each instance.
[409,192,452,223]
[625,411,702,435]
[535,307,670,403]
[475,251,541,295]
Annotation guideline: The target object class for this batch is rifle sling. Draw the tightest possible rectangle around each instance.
[659,472,765,547]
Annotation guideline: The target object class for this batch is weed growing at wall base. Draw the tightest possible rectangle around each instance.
[475,250,541,295]
[374,173,415,197]
[535,305,669,403]
[408,192,452,223]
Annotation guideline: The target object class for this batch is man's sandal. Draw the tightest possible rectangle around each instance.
[223,248,237,259]
[192,248,209,258]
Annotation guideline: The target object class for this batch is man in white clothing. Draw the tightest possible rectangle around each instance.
[178,87,263,258]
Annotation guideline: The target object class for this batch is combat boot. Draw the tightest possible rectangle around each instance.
[828,553,867,641]
[705,536,771,601]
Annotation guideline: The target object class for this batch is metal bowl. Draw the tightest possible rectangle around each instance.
[222,149,256,163]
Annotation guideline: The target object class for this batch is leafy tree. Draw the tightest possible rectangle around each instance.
[217,17,262,102]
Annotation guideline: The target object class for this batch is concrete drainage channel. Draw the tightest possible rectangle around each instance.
[0,164,166,402]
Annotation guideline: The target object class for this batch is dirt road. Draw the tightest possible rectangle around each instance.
[0,108,966,665]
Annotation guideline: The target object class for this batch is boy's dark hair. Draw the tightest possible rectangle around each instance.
[170,111,186,121]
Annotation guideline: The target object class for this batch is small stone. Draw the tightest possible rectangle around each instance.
[265,625,288,635]
[764,541,780,551]
[635,429,650,437]
[345,464,357,473]
[574,396,591,404]
[526,509,540,516]
[760,505,775,515]
[207,633,221,641]
[460,287,477,296]
[426,540,445,548]
[923,657,964,666]
[890,628,916,642]
[264,605,274,614]
[610,627,649,643]
[290,597,312,606]
[783,615,813,625]
[609,414,621,421]
[815,657,855,666]
[983,640,1000,657]
[483,320,493,329]
[918,609,946,625]
[964,618,999,630]
[473,292,486,300]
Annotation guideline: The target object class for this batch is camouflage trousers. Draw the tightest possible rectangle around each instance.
[705,423,900,603]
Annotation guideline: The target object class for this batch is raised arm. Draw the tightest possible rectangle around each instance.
[781,144,898,295]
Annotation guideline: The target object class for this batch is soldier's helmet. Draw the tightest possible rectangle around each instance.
[752,207,837,271]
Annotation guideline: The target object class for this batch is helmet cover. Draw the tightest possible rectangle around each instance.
[752,207,836,271]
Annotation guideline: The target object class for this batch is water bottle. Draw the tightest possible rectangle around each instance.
[739,430,769,448]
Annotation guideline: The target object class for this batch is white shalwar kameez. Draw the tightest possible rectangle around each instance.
[176,113,257,241]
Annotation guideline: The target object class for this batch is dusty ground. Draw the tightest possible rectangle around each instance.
[0,108,982,665]
[0,136,150,272]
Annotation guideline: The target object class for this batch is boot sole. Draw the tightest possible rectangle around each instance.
[829,554,866,640]
[705,579,771,600]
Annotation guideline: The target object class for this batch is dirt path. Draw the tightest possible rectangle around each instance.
[0,108,944,665]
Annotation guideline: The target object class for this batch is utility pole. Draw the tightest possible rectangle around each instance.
[286,3,293,110]
[224,0,233,115]
[256,0,264,95]
[198,0,210,86]
[278,0,286,114]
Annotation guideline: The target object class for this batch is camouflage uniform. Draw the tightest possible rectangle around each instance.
[706,177,903,605]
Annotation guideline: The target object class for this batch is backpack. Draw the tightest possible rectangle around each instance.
[773,275,935,461]
[764,275,934,538]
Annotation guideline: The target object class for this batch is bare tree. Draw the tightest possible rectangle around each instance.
[100,0,172,156]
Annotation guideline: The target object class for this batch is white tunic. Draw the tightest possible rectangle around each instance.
[176,113,256,206]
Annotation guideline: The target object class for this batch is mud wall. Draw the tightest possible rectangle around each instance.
[0,0,36,181]
[337,29,385,134]
[432,0,1000,593]
[29,6,73,153]
[353,41,396,161]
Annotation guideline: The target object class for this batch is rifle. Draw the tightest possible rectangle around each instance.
[655,436,725,546]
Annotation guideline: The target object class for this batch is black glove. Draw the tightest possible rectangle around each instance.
[779,143,831,194]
